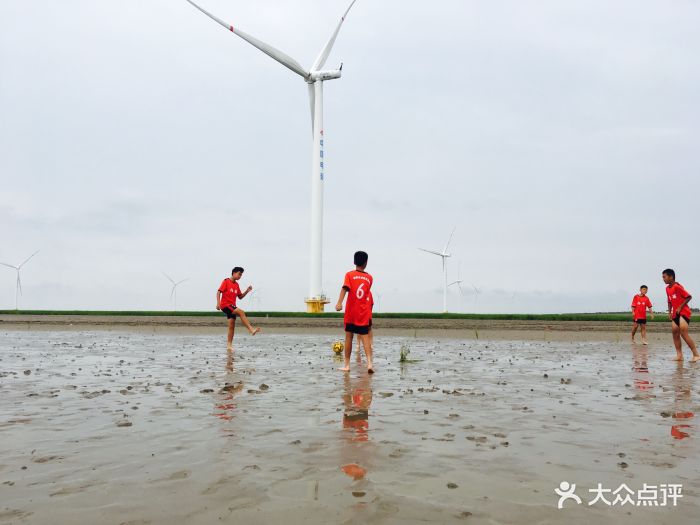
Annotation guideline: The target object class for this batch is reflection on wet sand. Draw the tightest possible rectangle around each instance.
[340,369,373,487]
[632,346,653,395]
[633,344,697,440]
[342,372,373,442]
[214,351,243,425]
[669,363,694,440]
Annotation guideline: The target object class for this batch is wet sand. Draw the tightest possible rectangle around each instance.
[1,329,699,524]
[2,314,696,342]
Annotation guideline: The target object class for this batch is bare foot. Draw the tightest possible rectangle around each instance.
[367,366,375,374]
[249,327,261,336]
[338,366,350,372]
[642,340,648,345]
[672,355,683,361]
[690,356,700,363]
[631,338,636,344]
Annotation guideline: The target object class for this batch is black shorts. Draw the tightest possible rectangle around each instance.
[635,319,647,325]
[673,315,690,327]
[345,323,370,335]
[221,307,237,319]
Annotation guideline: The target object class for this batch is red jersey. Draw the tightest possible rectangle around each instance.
[218,278,240,309]
[631,294,652,320]
[666,282,692,318]
[343,270,373,326]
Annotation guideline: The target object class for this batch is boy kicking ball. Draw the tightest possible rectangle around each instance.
[216,266,260,352]
[631,285,653,344]
[336,251,374,374]
[662,268,700,362]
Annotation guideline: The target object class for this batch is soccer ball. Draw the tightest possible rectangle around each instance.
[332,341,344,354]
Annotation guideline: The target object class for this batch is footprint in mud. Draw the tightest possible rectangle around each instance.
[221,382,243,393]
[49,483,97,497]
[201,475,241,495]
[32,455,63,464]
[301,442,325,453]
[151,470,190,482]
[0,509,33,520]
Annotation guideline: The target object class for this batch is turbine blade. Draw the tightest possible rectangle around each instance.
[418,248,443,257]
[170,285,176,300]
[162,272,175,284]
[18,250,40,268]
[443,226,456,253]
[0,262,17,269]
[176,278,189,286]
[185,0,309,79]
[311,0,357,71]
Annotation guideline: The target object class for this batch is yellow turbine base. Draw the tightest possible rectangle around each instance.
[305,297,330,313]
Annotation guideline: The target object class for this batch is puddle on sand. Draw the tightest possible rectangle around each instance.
[0,330,699,524]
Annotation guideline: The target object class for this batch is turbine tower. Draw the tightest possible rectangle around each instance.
[185,0,358,313]
[419,227,456,313]
[162,272,188,311]
[1,250,40,310]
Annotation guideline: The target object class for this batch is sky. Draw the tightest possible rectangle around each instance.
[1,0,698,313]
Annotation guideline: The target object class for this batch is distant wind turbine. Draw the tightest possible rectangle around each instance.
[448,263,465,312]
[249,287,262,311]
[419,227,456,313]
[162,272,188,311]
[184,0,358,313]
[1,250,40,310]
[472,283,481,303]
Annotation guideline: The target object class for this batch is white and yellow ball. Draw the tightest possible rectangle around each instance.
[332,341,344,354]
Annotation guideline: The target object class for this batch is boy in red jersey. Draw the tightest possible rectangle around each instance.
[631,285,653,344]
[335,251,374,373]
[662,269,700,362]
[216,266,260,352]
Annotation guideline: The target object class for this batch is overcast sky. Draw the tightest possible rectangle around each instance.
[1,0,698,313]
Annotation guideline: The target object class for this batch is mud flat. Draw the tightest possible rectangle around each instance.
[1,314,694,342]
[1,329,699,524]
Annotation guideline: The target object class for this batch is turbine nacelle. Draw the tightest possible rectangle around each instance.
[309,69,342,82]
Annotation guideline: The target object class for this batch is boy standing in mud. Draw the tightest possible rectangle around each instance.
[662,269,700,362]
[216,267,260,352]
[631,285,653,344]
[336,251,374,373]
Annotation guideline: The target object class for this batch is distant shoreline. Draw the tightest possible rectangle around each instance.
[0,310,681,322]
[1,313,693,342]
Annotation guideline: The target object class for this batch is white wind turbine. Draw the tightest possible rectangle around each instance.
[249,287,262,311]
[185,0,358,313]
[419,227,456,313]
[1,250,39,310]
[448,263,465,311]
[472,283,482,303]
[162,272,188,311]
